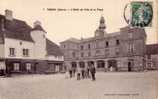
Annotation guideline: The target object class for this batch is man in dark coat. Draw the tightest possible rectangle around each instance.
[90,65,96,81]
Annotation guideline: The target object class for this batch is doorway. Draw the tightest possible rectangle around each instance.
[108,60,118,71]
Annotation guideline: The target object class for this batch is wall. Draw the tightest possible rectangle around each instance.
[4,38,34,59]
[31,30,46,60]
[0,44,4,58]
[46,55,64,61]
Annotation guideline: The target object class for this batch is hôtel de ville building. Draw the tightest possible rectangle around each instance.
[60,16,150,72]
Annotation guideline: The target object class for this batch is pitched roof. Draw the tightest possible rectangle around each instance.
[32,25,46,33]
[61,37,81,43]
[0,15,34,42]
[67,38,80,43]
[146,44,158,55]
[46,39,63,56]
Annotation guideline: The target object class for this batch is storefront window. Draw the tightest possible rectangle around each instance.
[14,63,19,71]
[26,63,31,70]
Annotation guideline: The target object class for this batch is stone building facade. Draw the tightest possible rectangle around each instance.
[146,44,158,70]
[60,16,147,72]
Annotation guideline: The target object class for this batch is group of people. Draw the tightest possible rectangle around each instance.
[67,65,96,81]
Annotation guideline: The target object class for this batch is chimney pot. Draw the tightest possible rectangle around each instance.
[5,9,13,21]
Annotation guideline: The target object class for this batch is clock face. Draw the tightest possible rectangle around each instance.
[124,1,153,27]
[131,2,153,27]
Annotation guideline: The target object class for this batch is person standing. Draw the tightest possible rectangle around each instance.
[90,65,96,81]
[69,68,72,78]
[85,66,90,78]
[87,66,90,78]
[72,67,76,77]
[81,67,85,79]
[67,65,72,78]
[76,67,81,80]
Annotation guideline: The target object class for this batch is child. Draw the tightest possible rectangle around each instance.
[65,71,69,79]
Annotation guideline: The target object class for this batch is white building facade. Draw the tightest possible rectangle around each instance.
[0,9,64,75]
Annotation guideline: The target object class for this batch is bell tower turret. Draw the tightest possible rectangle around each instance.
[95,16,107,37]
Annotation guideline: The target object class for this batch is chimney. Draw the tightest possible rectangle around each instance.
[33,20,41,27]
[5,9,13,21]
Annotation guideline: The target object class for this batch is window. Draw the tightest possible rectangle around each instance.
[95,50,100,56]
[23,49,29,56]
[81,52,84,57]
[128,43,134,53]
[88,44,91,49]
[105,41,109,47]
[79,62,85,68]
[97,61,105,68]
[14,63,19,71]
[9,48,15,56]
[43,34,45,38]
[26,63,31,70]
[88,52,91,56]
[116,40,120,45]
[80,45,84,50]
[63,45,66,48]
[20,41,22,45]
[96,50,100,54]
[72,52,76,58]
[105,49,109,56]
[115,48,119,55]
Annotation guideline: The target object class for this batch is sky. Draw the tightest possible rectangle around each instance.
[0,0,157,45]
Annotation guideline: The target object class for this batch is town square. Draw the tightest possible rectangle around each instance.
[0,0,158,99]
[0,71,158,99]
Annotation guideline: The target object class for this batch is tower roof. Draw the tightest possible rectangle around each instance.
[99,16,106,30]
[100,16,105,23]
[95,16,107,37]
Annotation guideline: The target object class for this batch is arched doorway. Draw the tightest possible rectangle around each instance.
[128,59,134,72]
[71,62,77,68]
[128,62,132,71]
[128,61,133,72]
[97,60,105,68]
[79,61,85,68]
[71,62,77,77]
[108,60,118,71]
[88,61,94,67]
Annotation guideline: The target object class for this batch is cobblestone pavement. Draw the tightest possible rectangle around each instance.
[0,71,157,99]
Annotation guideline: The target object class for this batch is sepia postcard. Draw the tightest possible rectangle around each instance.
[0,0,158,99]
